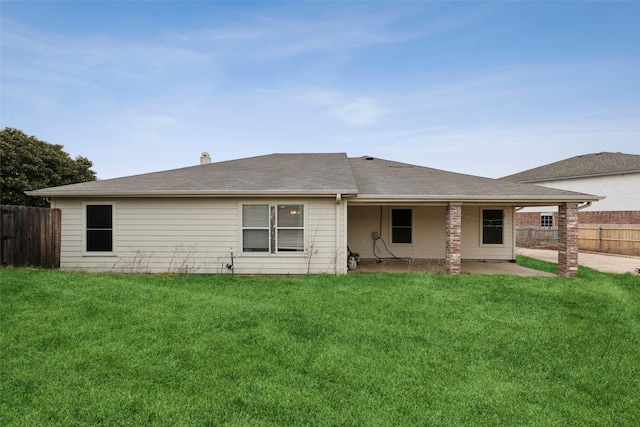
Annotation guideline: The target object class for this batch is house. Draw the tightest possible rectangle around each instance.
[27,153,601,277]
[501,152,640,227]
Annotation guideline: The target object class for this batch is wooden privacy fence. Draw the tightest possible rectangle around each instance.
[517,225,640,256]
[578,225,640,257]
[516,227,559,249]
[0,205,61,268]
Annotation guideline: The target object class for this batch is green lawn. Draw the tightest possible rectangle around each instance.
[1,258,639,426]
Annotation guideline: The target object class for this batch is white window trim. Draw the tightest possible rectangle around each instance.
[241,204,272,253]
[239,201,307,255]
[480,207,505,247]
[540,213,554,227]
[82,201,117,256]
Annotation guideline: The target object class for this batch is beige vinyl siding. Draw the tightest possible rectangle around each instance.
[461,206,514,260]
[52,197,343,274]
[347,206,446,259]
[53,199,84,267]
[347,205,515,261]
[237,198,344,274]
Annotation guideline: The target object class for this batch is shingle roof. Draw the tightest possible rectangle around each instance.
[27,153,601,203]
[349,156,598,202]
[501,152,640,183]
[28,153,359,197]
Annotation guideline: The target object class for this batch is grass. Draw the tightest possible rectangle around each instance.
[1,258,639,426]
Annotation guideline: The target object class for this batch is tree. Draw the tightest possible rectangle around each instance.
[0,127,97,207]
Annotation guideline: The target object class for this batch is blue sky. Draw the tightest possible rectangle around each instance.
[2,1,638,179]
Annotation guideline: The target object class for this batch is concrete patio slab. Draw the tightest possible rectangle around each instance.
[350,258,554,276]
[462,260,554,277]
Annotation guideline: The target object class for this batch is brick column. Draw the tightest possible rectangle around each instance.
[558,202,579,277]
[446,203,462,274]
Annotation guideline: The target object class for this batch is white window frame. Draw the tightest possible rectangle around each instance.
[540,213,554,227]
[241,204,271,253]
[82,202,117,256]
[481,208,504,246]
[275,204,305,253]
[240,202,307,254]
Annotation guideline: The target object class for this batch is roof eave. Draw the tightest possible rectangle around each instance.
[350,194,604,204]
[513,169,640,183]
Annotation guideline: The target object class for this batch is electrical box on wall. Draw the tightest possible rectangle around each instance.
[372,232,380,240]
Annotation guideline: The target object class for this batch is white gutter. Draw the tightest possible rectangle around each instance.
[336,193,341,274]
[349,194,603,205]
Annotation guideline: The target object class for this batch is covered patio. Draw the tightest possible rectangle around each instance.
[344,156,593,277]
[346,200,580,277]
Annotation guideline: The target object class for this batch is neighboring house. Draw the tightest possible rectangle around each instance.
[27,153,601,276]
[501,152,640,226]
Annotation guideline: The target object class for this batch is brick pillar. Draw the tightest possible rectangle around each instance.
[558,202,579,277]
[446,203,462,274]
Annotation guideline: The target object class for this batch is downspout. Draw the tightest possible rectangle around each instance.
[336,194,342,274]
[578,201,592,210]
[512,206,517,261]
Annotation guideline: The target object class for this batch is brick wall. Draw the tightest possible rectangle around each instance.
[578,211,640,224]
[516,210,640,227]
[516,212,549,227]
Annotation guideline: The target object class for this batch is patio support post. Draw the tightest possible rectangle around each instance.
[558,202,579,277]
[445,203,462,274]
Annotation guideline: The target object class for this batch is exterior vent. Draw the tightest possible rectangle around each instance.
[200,152,211,165]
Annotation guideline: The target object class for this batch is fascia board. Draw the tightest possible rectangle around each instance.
[519,170,640,183]
[350,194,604,204]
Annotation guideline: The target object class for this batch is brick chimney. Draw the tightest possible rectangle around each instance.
[200,152,211,165]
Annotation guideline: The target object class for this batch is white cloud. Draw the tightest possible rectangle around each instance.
[3,3,638,182]
[1,18,209,87]
[343,115,640,178]
[158,8,422,62]
[297,90,383,126]
[331,97,384,126]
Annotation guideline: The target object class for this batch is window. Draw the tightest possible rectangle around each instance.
[482,209,503,245]
[277,204,304,252]
[86,204,113,252]
[392,208,412,244]
[242,205,270,252]
[540,214,553,227]
[242,204,304,253]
